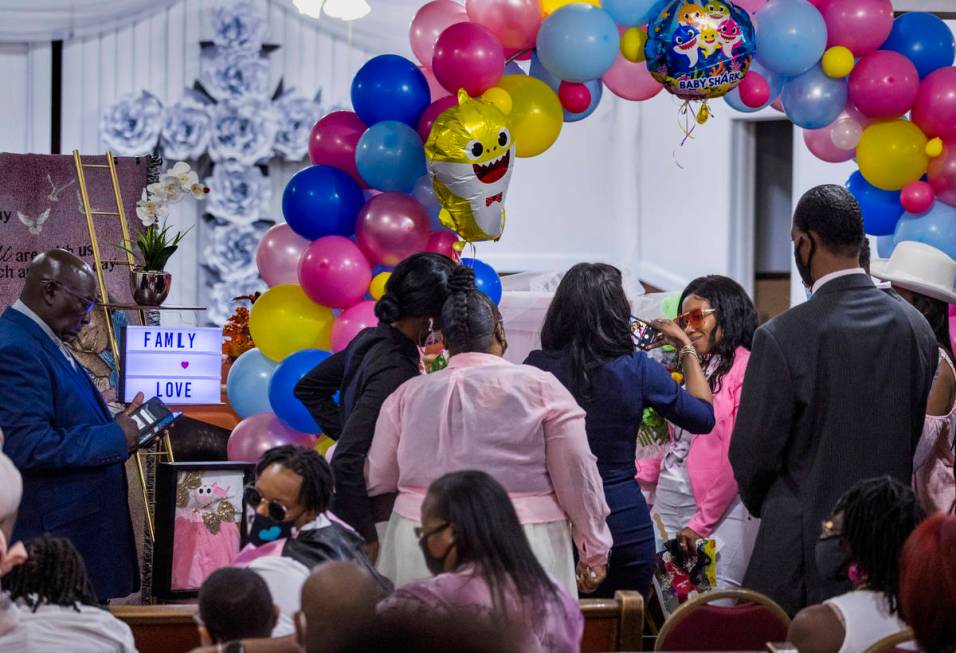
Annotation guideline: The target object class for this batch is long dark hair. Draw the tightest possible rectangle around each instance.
[833,476,924,613]
[440,266,500,355]
[677,275,757,393]
[540,263,634,401]
[4,535,100,612]
[909,291,955,363]
[375,252,457,323]
[426,470,561,616]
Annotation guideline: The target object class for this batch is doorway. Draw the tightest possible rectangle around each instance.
[752,120,793,323]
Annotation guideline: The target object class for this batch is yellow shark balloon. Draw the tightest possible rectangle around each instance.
[425,89,515,243]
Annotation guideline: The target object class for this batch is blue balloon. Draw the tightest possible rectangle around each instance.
[282,165,364,240]
[355,121,426,193]
[755,0,827,77]
[846,171,903,236]
[351,54,431,127]
[894,201,956,260]
[876,235,896,258]
[723,60,786,113]
[536,4,620,83]
[781,64,847,129]
[603,0,658,26]
[269,349,331,433]
[412,175,445,230]
[461,258,502,305]
[882,12,956,79]
[227,348,278,419]
[529,53,603,122]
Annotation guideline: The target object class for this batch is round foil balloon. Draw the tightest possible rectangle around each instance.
[644,0,756,100]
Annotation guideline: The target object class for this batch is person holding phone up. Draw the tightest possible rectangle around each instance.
[0,250,148,602]
[525,263,715,599]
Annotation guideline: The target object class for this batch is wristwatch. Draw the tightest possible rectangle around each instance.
[223,642,245,653]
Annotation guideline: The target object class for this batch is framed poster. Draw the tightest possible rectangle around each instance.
[153,461,254,599]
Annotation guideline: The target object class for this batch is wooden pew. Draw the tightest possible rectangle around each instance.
[581,591,645,652]
[111,604,200,653]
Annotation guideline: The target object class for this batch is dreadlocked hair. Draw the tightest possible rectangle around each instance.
[832,476,924,613]
[4,535,99,612]
[257,445,334,514]
[440,266,499,355]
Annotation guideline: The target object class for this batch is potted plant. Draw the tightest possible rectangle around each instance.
[122,162,207,305]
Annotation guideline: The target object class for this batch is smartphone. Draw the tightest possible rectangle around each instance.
[631,318,663,351]
[128,397,182,448]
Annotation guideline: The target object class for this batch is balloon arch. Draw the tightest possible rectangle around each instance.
[226,0,956,458]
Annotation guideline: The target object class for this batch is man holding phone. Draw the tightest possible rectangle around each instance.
[0,250,147,601]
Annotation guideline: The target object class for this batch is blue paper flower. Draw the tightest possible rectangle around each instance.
[161,97,212,160]
[208,98,279,165]
[201,49,271,101]
[204,221,270,281]
[100,90,164,156]
[211,0,268,52]
[205,161,271,225]
[273,93,322,161]
[208,275,267,326]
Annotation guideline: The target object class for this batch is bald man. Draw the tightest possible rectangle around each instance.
[295,561,379,653]
[0,250,144,601]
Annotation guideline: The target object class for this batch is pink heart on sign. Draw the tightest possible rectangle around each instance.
[181,361,189,369]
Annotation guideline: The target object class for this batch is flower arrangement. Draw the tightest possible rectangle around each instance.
[221,293,260,362]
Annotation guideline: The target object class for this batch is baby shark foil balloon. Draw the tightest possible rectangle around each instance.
[425,89,515,243]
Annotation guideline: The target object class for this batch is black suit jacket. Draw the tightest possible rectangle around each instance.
[729,273,937,615]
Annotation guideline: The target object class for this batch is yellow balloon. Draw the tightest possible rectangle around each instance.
[249,284,334,361]
[620,27,647,63]
[857,120,929,191]
[927,137,944,158]
[496,75,563,158]
[315,435,335,457]
[821,46,855,79]
[542,0,600,14]
[481,87,513,115]
[369,272,391,300]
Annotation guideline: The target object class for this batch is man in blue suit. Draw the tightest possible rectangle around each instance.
[0,249,144,601]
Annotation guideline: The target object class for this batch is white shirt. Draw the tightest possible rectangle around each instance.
[10,300,76,370]
[824,590,913,653]
[0,601,137,653]
[811,268,870,295]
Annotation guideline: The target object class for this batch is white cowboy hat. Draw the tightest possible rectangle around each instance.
[871,240,956,304]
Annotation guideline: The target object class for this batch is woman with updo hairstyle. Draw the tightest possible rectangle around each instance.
[296,252,456,559]
[367,265,613,596]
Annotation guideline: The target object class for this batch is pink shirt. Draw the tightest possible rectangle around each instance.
[367,352,612,566]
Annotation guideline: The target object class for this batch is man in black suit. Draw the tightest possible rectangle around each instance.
[729,185,937,615]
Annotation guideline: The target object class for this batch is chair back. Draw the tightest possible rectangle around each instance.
[111,604,200,653]
[654,589,791,651]
[581,590,645,652]
[862,628,920,653]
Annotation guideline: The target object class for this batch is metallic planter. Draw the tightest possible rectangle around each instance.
[131,268,172,306]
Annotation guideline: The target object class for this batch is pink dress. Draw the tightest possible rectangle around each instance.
[171,479,240,590]
[914,349,956,515]
[379,566,583,653]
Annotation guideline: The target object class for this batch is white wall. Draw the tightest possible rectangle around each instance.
[0,42,51,153]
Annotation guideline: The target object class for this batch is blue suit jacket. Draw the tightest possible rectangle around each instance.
[0,307,139,600]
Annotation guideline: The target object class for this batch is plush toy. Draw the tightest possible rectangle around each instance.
[171,472,240,590]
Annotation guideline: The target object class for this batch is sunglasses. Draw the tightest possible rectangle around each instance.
[243,484,292,522]
[676,307,716,330]
[414,522,450,543]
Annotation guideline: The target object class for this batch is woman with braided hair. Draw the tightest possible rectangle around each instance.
[368,265,612,596]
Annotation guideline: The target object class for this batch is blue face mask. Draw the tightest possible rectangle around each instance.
[248,511,294,547]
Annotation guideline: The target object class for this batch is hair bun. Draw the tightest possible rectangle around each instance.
[448,265,476,294]
[374,294,401,323]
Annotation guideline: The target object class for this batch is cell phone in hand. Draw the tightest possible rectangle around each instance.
[631,318,663,351]
[128,397,182,448]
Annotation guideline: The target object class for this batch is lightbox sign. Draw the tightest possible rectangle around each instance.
[121,326,223,405]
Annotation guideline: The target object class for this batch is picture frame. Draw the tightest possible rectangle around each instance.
[153,461,255,599]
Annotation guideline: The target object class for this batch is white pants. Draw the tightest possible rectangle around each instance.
[376,512,578,595]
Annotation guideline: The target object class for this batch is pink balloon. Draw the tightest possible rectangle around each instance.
[256,224,310,287]
[829,103,871,149]
[418,95,458,141]
[848,51,920,119]
[331,301,378,353]
[504,47,533,61]
[227,413,317,463]
[739,71,770,108]
[356,193,432,266]
[900,181,936,214]
[928,141,956,207]
[466,0,541,50]
[308,111,368,187]
[410,0,469,68]
[432,22,505,97]
[821,0,893,57]
[771,97,785,113]
[804,125,855,163]
[420,65,451,101]
[298,236,372,309]
[602,54,663,101]
[559,82,591,113]
[912,67,956,142]
[735,0,768,13]
[426,231,462,260]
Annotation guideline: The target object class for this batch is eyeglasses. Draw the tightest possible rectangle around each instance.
[44,279,99,314]
[819,518,844,541]
[414,522,450,543]
[676,307,716,330]
[243,484,291,522]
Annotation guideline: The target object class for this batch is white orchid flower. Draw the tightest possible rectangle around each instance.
[146,182,167,201]
[160,174,185,203]
[189,181,208,200]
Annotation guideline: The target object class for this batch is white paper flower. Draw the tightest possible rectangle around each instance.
[273,93,322,161]
[211,0,268,52]
[205,161,271,224]
[207,274,267,326]
[201,49,271,101]
[136,189,168,227]
[203,221,269,281]
[208,98,279,166]
[160,97,211,160]
[100,90,163,156]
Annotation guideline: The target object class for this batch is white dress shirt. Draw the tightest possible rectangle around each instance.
[0,602,137,653]
[811,267,871,295]
[10,300,76,370]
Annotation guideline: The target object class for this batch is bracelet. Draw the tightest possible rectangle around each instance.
[678,345,699,366]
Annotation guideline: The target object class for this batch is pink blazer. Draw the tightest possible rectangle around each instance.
[636,346,750,537]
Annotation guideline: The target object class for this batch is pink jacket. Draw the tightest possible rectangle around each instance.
[636,346,750,537]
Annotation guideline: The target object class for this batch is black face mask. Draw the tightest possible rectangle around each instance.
[815,537,851,582]
[249,511,295,547]
[794,235,816,290]
[419,538,456,576]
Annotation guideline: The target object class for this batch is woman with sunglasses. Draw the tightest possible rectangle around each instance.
[295,252,457,559]
[524,263,715,599]
[637,275,760,592]
[368,266,612,595]
[379,470,584,653]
